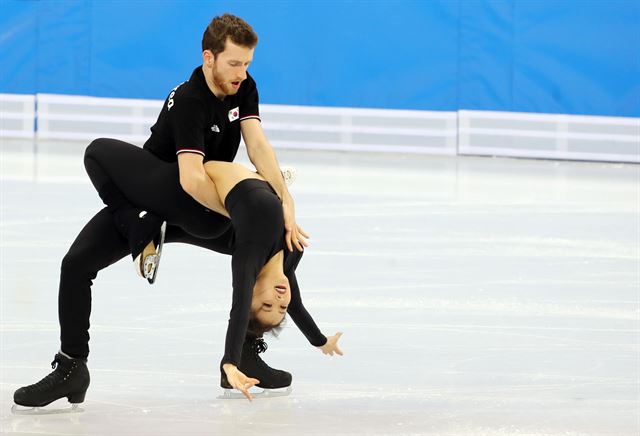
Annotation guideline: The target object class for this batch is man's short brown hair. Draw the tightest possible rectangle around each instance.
[202,13,258,57]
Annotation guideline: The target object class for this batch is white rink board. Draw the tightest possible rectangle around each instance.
[459,110,640,163]
[2,93,639,162]
[0,94,35,139]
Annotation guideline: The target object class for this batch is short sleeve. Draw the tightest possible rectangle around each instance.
[239,75,260,122]
[168,96,207,157]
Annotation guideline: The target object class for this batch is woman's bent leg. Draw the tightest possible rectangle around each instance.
[84,138,230,239]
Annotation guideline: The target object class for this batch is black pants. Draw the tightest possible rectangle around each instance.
[60,139,232,358]
[83,138,229,239]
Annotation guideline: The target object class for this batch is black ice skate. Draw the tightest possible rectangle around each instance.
[114,207,166,284]
[219,336,292,399]
[12,353,90,415]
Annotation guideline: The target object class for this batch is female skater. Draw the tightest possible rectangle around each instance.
[13,140,343,410]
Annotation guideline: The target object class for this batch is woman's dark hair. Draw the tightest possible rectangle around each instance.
[247,314,286,338]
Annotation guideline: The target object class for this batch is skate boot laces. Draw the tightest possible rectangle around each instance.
[28,355,77,394]
[250,338,268,355]
[249,338,280,375]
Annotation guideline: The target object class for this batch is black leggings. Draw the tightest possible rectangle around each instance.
[83,138,229,239]
[61,138,233,358]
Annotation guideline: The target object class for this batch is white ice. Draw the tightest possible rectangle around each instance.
[1,141,639,435]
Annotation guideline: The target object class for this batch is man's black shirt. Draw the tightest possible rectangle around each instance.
[144,66,260,163]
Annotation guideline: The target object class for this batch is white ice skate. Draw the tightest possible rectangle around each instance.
[218,386,292,400]
[134,221,166,284]
[281,166,296,187]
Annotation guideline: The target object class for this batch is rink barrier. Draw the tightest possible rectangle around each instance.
[0,94,35,139]
[459,110,640,163]
[260,105,458,155]
[31,94,459,155]
[0,93,638,163]
[36,94,162,144]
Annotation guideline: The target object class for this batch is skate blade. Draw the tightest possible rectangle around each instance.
[11,403,83,415]
[218,386,292,400]
[147,221,166,284]
[134,221,166,284]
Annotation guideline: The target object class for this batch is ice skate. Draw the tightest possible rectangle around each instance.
[281,166,296,187]
[219,336,292,399]
[133,220,166,284]
[12,353,90,415]
[113,207,166,284]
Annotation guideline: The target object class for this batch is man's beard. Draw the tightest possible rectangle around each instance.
[213,69,239,96]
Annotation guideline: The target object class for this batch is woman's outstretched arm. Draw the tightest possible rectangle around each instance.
[285,250,344,354]
[287,270,345,355]
[286,269,328,347]
[221,243,264,369]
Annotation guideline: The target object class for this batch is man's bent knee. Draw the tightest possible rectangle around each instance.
[84,138,110,162]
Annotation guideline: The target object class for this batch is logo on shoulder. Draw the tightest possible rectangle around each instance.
[167,82,185,111]
[211,124,220,133]
[228,107,240,122]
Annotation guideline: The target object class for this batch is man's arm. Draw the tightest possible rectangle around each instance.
[177,153,228,217]
[240,118,308,251]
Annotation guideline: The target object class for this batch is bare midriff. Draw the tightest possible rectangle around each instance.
[203,161,264,207]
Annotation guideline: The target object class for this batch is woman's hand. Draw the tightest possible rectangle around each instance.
[222,363,260,401]
[318,332,344,356]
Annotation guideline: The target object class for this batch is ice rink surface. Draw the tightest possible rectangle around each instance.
[1,143,638,435]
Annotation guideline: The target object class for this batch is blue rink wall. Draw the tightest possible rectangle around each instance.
[1,0,639,118]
